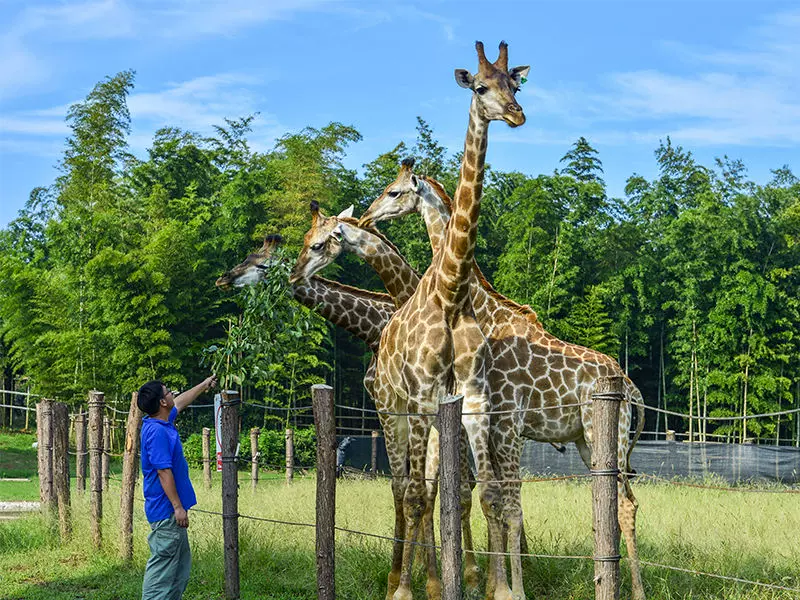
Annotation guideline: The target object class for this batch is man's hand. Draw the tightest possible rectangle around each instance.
[175,374,218,413]
[203,375,218,391]
[174,506,189,528]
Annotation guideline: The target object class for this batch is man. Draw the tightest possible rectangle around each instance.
[137,375,217,600]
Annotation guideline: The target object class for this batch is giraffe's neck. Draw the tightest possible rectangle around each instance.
[340,222,420,306]
[417,180,450,252]
[291,276,395,351]
[435,98,488,307]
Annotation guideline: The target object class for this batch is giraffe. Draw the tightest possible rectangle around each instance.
[370,41,527,600]
[290,206,483,595]
[215,234,396,353]
[359,158,647,599]
[291,203,419,308]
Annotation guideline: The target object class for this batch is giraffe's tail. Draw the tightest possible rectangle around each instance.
[624,377,646,477]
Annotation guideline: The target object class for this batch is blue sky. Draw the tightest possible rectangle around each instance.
[1,0,798,228]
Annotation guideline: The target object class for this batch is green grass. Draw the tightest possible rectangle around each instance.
[0,430,126,501]
[1,428,799,599]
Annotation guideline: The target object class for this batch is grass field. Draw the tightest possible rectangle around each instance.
[2,429,799,599]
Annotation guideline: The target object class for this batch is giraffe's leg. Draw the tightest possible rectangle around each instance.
[519,519,530,562]
[619,475,644,600]
[380,414,409,600]
[394,414,434,600]
[460,429,481,592]
[493,419,526,600]
[423,428,442,600]
[462,403,510,600]
[575,436,592,470]
[618,403,645,600]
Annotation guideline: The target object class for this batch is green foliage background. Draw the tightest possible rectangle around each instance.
[1,71,798,444]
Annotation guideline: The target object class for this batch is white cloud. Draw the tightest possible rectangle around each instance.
[129,74,262,126]
[12,0,136,40]
[150,0,331,39]
[0,35,49,96]
[2,73,285,158]
[0,116,69,136]
[526,9,800,147]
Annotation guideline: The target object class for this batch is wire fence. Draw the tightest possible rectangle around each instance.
[22,387,800,597]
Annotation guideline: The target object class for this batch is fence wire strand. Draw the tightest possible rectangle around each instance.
[188,504,800,594]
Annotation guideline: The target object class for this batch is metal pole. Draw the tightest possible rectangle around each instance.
[250,427,260,491]
[285,428,294,484]
[371,430,379,477]
[75,411,87,492]
[202,427,212,489]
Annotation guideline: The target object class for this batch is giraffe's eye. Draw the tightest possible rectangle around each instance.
[387,190,401,198]
[476,86,488,95]
[311,242,324,251]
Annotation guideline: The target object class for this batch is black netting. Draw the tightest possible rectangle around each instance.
[336,436,800,484]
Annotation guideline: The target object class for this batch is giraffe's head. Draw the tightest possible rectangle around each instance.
[455,41,529,127]
[216,234,283,289]
[289,201,354,284]
[358,158,424,228]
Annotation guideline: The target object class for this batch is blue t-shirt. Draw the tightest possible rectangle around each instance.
[141,406,197,523]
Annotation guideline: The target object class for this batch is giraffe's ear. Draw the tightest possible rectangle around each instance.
[337,205,354,219]
[331,223,344,242]
[410,174,420,191]
[509,65,530,87]
[454,69,474,89]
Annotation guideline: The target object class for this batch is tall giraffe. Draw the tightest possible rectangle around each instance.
[374,41,527,600]
[360,159,647,599]
[290,209,483,595]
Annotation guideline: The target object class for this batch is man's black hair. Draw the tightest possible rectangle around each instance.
[137,380,165,416]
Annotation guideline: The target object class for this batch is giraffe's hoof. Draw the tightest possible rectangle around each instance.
[426,578,442,600]
[464,564,481,590]
[491,586,513,600]
[393,586,414,600]
[385,571,401,600]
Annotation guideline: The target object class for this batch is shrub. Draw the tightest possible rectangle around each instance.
[182,426,316,470]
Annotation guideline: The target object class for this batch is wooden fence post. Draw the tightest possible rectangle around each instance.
[439,394,463,600]
[311,384,335,600]
[221,390,241,600]
[371,430,379,477]
[36,399,55,510]
[102,416,111,491]
[52,402,71,541]
[202,427,212,490]
[89,391,105,550]
[250,427,260,491]
[592,376,622,600]
[75,411,87,493]
[285,428,294,484]
[120,392,143,561]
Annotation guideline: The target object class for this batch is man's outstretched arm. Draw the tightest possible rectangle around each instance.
[174,375,217,413]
